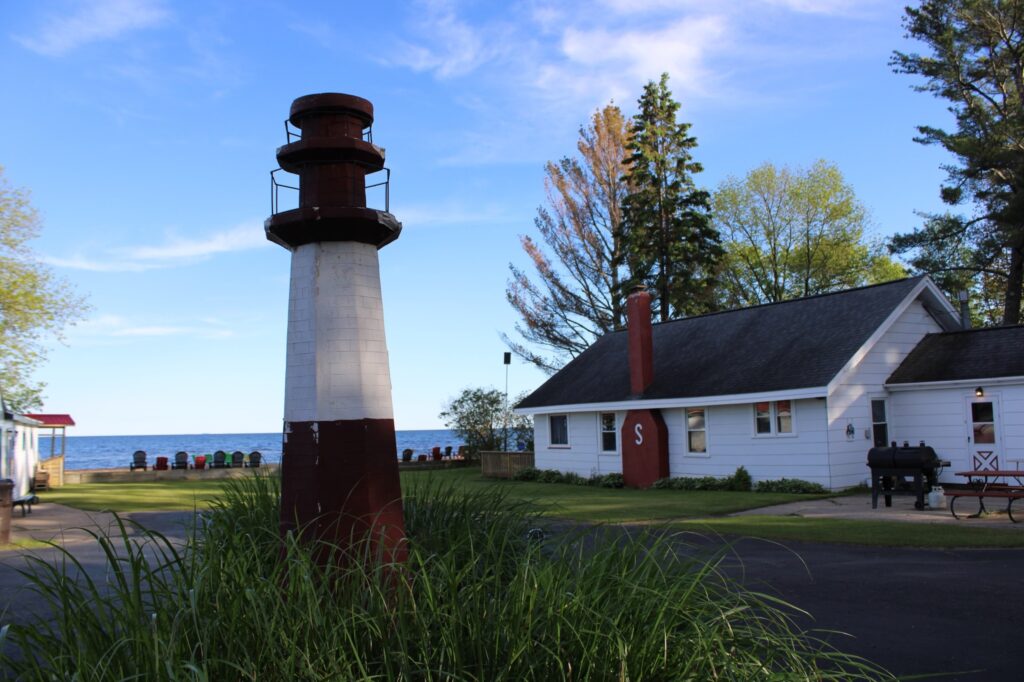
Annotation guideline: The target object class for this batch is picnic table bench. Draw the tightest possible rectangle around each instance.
[11,493,39,517]
[946,470,1024,523]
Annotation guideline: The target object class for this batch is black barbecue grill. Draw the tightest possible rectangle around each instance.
[867,441,949,510]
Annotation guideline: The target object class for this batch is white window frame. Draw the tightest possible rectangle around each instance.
[684,406,710,458]
[548,414,570,448]
[870,397,890,448]
[752,400,797,437]
[598,412,618,454]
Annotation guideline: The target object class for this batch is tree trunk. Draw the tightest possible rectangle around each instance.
[1003,239,1023,325]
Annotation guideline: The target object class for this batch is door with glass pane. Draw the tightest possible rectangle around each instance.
[965,396,1002,471]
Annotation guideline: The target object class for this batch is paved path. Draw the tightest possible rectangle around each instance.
[1,499,1019,680]
[732,491,1024,528]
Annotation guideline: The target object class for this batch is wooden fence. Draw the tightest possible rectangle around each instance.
[480,451,534,479]
[38,455,65,488]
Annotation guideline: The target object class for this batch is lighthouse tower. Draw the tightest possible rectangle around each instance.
[266,93,406,561]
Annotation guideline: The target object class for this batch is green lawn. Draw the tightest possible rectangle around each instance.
[39,467,1024,547]
[43,479,232,512]
[407,467,820,522]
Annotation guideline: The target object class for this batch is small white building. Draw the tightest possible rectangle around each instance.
[1,396,42,498]
[515,276,1024,490]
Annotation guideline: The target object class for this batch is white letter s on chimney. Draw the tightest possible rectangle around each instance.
[634,423,644,445]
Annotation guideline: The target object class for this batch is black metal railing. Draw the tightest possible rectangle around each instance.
[366,167,390,213]
[282,120,373,144]
[270,169,300,215]
[270,167,392,215]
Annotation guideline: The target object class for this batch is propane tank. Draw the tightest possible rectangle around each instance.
[928,485,946,510]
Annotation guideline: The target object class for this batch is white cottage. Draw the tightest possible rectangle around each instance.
[515,276,1024,490]
[1,396,42,498]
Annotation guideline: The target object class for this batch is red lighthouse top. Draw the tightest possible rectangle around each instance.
[265,92,401,250]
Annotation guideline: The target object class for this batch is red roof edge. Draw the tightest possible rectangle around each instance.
[24,413,76,427]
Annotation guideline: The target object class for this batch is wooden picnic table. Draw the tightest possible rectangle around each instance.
[946,470,1024,522]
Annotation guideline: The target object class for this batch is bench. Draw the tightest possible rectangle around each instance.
[11,494,39,517]
[944,489,1024,523]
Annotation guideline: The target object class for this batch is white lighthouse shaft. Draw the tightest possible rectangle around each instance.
[284,241,395,424]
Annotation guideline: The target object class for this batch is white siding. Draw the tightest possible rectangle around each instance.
[891,383,1024,482]
[665,400,830,485]
[534,412,612,476]
[531,401,829,484]
[826,299,943,488]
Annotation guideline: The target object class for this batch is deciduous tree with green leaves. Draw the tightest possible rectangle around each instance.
[504,105,632,373]
[622,73,723,321]
[439,388,533,456]
[0,166,88,411]
[891,0,1024,324]
[713,160,906,307]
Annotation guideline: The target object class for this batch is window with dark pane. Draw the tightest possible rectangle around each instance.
[754,402,771,434]
[971,401,995,444]
[871,399,889,448]
[549,415,569,446]
[600,413,616,452]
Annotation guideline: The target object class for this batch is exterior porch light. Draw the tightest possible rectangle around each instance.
[975,386,984,397]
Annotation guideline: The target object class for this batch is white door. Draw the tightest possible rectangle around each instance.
[965,395,1003,471]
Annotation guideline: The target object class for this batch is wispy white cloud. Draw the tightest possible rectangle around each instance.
[14,0,170,57]
[550,15,729,100]
[387,0,515,78]
[73,314,234,341]
[45,221,269,272]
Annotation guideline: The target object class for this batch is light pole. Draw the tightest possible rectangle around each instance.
[503,352,511,451]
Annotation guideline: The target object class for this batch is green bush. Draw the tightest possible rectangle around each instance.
[0,473,890,680]
[754,478,829,494]
[537,468,566,484]
[512,466,540,481]
[729,466,753,492]
[590,472,624,488]
[653,475,730,491]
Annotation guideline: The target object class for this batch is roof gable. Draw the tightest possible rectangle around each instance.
[519,277,932,410]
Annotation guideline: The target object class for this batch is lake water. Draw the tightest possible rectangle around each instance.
[41,429,460,471]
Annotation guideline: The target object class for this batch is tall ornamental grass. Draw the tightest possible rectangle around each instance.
[1,474,893,680]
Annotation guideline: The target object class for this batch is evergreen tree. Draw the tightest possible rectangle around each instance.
[891,0,1024,325]
[622,73,722,321]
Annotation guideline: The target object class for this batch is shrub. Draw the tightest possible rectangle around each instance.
[512,466,540,481]
[728,466,753,492]
[590,472,624,488]
[755,478,829,494]
[653,475,729,491]
[537,468,565,484]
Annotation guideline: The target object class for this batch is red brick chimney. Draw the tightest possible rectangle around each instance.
[627,287,654,396]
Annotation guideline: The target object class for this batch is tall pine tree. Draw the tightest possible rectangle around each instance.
[890,0,1024,325]
[622,73,722,322]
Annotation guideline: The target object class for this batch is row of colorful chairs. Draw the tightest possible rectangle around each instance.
[129,450,262,471]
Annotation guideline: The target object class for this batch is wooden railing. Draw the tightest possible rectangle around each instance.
[480,451,534,479]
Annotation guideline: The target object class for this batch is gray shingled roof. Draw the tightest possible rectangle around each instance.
[887,325,1024,384]
[518,277,929,409]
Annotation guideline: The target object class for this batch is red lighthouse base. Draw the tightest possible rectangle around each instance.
[280,418,407,564]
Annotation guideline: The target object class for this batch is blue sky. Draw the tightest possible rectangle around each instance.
[1,0,953,436]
